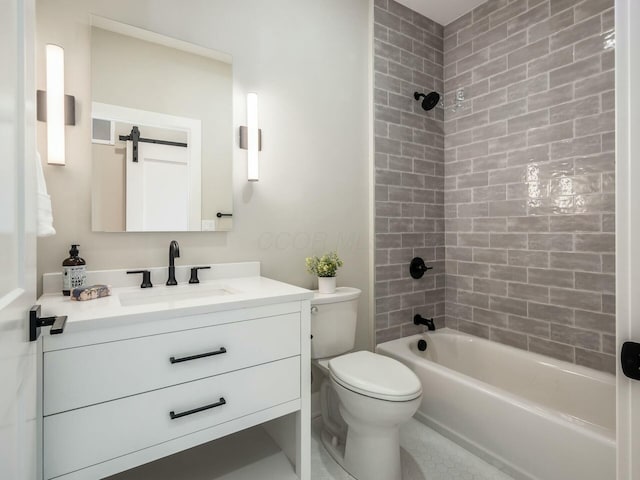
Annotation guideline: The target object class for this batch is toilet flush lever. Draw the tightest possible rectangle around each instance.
[311,306,319,314]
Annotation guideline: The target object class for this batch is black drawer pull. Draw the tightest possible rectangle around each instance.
[169,397,226,420]
[169,347,227,364]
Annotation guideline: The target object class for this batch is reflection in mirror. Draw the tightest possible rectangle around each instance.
[90,18,233,232]
[92,105,201,231]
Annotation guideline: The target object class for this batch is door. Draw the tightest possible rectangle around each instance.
[616,1,640,478]
[125,141,191,232]
[0,0,38,479]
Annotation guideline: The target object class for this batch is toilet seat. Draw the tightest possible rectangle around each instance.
[328,351,422,402]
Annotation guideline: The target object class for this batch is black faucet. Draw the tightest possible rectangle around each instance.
[167,240,180,286]
[414,314,435,331]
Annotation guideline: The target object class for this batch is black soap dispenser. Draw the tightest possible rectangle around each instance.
[62,244,87,296]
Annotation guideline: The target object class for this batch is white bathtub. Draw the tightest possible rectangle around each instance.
[376,328,616,480]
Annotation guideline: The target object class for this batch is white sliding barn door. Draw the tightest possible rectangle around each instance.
[125,141,191,232]
[0,0,38,479]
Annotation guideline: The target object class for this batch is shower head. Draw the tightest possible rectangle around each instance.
[414,91,440,111]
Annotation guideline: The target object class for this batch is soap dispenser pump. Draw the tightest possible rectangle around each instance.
[62,244,87,296]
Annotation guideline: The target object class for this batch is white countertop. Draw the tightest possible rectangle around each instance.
[38,276,312,332]
[38,266,312,337]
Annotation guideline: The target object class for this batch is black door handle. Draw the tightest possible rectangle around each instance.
[29,305,67,341]
[169,397,226,420]
[169,347,227,364]
[621,341,640,380]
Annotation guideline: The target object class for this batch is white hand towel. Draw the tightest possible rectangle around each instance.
[36,151,56,237]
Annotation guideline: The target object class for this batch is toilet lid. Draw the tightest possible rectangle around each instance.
[311,287,361,305]
[329,351,422,402]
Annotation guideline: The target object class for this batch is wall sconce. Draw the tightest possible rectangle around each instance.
[37,44,76,165]
[239,92,262,182]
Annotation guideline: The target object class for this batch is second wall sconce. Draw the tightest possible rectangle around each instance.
[37,44,76,166]
[239,92,262,182]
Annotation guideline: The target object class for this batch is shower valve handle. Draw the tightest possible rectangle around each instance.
[410,257,433,279]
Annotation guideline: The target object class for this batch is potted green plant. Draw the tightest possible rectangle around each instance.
[305,251,343,294]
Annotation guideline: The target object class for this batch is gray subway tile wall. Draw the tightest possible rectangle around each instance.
[374,0,615,374]
[444,0,615,373]
[374,0,446,344]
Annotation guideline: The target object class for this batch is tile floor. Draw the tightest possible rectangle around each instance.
[311,417,515,480]
[107,415,516,480]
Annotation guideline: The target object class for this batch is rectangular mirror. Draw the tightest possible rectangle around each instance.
[90,18,233,232]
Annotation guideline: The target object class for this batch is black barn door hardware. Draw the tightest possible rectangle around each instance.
[29,305,67,341]
[119,126,188,163]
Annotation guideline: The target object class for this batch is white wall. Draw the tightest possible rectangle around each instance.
[35,0,373,350]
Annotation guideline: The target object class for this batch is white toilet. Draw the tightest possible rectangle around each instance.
[311,287,422,480]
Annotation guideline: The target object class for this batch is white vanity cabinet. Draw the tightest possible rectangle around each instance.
[37,265,311,480]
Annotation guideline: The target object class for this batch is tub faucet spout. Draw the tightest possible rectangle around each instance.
[414,314,435,331]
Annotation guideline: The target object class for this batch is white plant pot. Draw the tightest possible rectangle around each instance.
[318,276,336,294]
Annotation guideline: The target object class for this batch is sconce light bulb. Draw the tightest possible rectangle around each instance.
[247,92,259,182]
[46,44,66,165]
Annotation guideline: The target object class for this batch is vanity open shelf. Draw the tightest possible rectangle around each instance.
[106,424,300,480]
[36,262,311,480]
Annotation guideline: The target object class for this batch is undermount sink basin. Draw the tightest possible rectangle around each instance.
[119,284,236,307]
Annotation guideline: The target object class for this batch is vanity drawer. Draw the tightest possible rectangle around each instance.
[43,356,300,480]
[44,312,300,415]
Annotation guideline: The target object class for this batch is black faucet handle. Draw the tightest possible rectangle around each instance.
[189,266,211,284]
[127,270,153,288]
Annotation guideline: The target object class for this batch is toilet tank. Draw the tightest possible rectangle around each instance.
[310,287,361,359]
